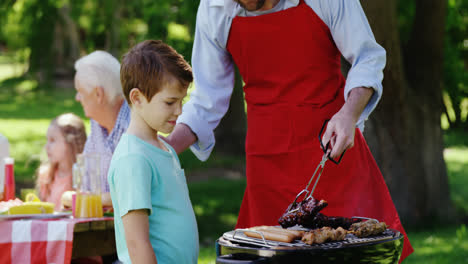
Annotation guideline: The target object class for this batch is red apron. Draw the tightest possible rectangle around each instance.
[226,0,413,261]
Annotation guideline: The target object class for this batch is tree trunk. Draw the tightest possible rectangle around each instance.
[361,0,455,226]
[214,67,247,156]
[52,5,80,87]
[27,2,58,85]
[405,0,454,223]
[105,0,122,57]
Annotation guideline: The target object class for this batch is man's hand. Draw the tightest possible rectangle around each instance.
[321,87,374,160]
[164,123,197,154]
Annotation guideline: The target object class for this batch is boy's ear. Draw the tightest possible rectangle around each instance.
[129,88,143,106]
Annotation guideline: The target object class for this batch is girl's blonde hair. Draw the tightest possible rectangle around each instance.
[36,113,87,197]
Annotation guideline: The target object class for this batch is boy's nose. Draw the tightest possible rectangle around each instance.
[175,102,183,115]
[75,93,80,102]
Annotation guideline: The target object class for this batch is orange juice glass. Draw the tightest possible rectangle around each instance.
[75,193,103,218]
[74,153,103,218]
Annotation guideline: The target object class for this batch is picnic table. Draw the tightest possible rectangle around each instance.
[0,215,116,263]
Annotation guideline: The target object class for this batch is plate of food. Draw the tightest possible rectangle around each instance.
[0,194,71,220]
[0,211,72,221]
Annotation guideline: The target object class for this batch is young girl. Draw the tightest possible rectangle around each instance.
[36,113,87,210]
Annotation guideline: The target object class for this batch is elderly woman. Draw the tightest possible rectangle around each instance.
[74,51,130,207]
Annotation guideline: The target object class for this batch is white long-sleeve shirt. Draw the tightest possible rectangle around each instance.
[178,0,386,161]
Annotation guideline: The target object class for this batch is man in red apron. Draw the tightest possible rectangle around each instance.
[167,0,413,261]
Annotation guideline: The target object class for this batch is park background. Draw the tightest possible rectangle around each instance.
[0,0,467,263]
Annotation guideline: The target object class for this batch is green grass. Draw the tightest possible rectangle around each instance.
[199,247,217,264]
[405,225,468,264]
[444,147,468,217]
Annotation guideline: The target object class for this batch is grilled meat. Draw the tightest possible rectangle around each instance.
[279,196,387,238]
[278,196,328,228]
[349,219,387,237]
[299,197,328,225]
[301,226,347,245]
[278,203,301,228]
[307,213,361,229]
[279,196,358,229]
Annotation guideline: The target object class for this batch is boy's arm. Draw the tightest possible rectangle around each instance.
[122,209,158,264]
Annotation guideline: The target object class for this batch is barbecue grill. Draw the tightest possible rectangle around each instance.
[216,228,404,264]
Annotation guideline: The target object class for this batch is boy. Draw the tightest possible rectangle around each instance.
[108,40,199,264]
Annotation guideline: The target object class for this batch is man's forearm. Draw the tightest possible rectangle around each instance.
[322,87,374,159]
[165,123,197,154]
[341,87,374,123]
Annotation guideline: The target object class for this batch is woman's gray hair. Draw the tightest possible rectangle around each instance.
[74,51,122,103]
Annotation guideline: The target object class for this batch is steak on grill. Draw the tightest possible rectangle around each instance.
[278,196,360,229]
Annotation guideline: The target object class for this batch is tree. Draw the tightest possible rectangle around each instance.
[23,0,59,84]
[362,0,455,225]
[51,5,80,84]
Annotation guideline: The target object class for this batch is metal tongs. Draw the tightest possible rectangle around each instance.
[287,120,346,213]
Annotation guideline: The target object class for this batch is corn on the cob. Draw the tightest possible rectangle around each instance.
[8,202,55,215]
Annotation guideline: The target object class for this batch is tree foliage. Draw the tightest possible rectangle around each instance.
[443,0,468,129]
[0,0,200,85]
[2,0,462,123]
[397,0,467,129]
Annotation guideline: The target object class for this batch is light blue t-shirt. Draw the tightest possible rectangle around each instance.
[108,133,199,264]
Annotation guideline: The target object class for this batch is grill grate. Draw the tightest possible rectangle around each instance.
[222,229,398,250]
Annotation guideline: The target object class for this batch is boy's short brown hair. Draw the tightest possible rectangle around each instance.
[120,40,193,105]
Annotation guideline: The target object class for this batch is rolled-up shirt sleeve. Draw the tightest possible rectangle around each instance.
[313,0,386,129]
[178,0,235,161]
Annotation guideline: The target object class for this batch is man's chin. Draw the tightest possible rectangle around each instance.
[83,111,92,119]
[236,0,266,11]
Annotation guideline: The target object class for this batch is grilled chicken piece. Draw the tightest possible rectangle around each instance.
[302,226,347,245]
[334,226,347,241]
[349,219,387,237]
[278,196,328,228]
